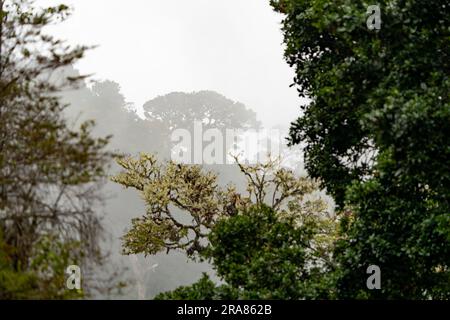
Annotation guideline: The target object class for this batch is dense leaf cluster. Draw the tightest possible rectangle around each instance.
[272,0,449,298]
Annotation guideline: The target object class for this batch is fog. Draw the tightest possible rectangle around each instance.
[38,0,307,128]
[36,0,312,299]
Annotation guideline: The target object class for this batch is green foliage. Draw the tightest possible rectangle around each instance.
[112,154,330,258]
[114,154,338,299]
[272,0,449,298]
[155,204,337,300]
[0,233,38,299]
[0,232,83,299]
[205,204,336,299]
[112,153,226,257]
[0,0,115,298]
[335,150,450,299]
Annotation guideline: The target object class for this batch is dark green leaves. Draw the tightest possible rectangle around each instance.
[274,0,450,298]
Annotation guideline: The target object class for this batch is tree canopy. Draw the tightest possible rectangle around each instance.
[1,0,448,300]
[272,0,449,298]
[113,154,337,299]
[144,91,261,132]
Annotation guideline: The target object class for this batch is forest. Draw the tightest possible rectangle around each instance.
[0,0,449,300]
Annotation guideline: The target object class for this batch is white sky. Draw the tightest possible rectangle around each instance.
[37,0,307,127]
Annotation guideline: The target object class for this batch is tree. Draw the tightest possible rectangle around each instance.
[0,231,84,299]
[65,85,261,159]
[63,77,149,154]
[113,154,329,256]
[144,91,260,132]
[206,204,337,299]
[272,0,449,298]
[113,154,337,299]
[142,91,261,162]
[154,203,337,300]
[0,0,115,298]
[62,78,263,298]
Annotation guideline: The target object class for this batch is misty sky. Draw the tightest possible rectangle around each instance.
[38,0,308,128]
